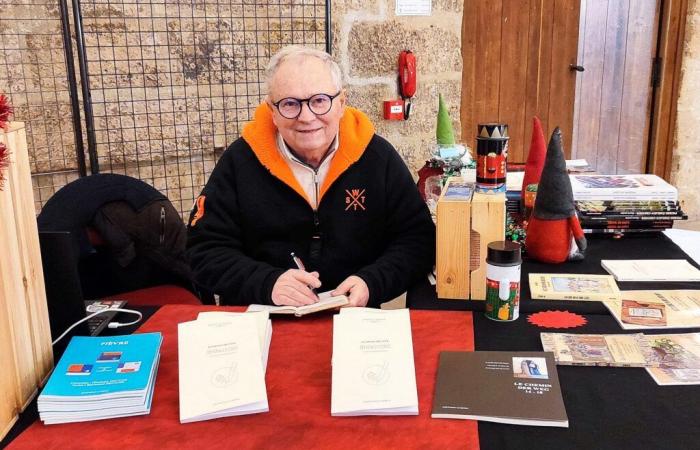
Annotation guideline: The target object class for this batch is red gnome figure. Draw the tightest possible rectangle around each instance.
[521,116,546,221]
[525,127,586,263]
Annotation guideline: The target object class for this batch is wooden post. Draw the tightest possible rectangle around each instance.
[0,122,54,440]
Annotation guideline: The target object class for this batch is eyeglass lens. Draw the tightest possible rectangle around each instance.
[278,94,333,118]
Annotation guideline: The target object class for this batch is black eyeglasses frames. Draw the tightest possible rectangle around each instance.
[271,91,342,119]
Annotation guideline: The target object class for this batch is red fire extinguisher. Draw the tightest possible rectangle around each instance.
[398,50,416,119]
[383,50,417,121]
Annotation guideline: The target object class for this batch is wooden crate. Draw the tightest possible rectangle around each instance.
[0,122,53,440]
[436,178,505,300]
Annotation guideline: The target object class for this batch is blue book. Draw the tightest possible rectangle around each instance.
[39,332,162,404]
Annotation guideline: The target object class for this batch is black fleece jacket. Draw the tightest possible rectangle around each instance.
[186,104,435,307]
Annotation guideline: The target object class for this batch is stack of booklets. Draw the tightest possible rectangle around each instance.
[331,308,419,416]
[570,174,686,234]
[178,311,271,423]
[37,332,162,424]
[431,351,568,427]
[541,332,700,386]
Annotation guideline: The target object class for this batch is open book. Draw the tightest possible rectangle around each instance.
[247,291,349,317]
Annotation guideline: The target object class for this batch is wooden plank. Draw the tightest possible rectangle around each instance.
[594,0,630,173]
[5,123,54,386]
[0,266,20,440]
[649,0,686,179]
[571,0,587,159]
[617,0,658,174]
[436,179,471,300]
[571,0,608,169]
[547,0,581,157]
[461,0,478,149]
[473,0,503,130]
[469,192,506,300]
[523,0,545,155]
[537,0,555,139]
[498,0,531,162]
[0,129,38,411]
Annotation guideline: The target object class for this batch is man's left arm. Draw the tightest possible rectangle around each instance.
[352,149,436,307]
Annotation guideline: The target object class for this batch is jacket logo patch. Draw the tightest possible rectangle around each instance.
[345,189,366,211]
[190,195,206,226]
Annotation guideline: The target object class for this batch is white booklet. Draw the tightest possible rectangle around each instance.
[247,291,349,317]
[601,259,700,282]
[197,311,272,372]
[178,314,269,423]
[331,308,418,416]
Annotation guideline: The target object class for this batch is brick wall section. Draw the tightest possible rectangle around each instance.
[331,0,463,177]
[673,0,700,221]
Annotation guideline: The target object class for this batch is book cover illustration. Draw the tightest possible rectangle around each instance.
[431,351,568,427]
[529,274,620,301]
[574,175,655,189]
[41,333,162,399]
[551,276,615,294]
[540,333,653,367]
[645,334,700,370]
[621,300,667,326]
[645,333,700,385]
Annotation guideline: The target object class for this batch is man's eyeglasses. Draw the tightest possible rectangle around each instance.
[271,91,342,119]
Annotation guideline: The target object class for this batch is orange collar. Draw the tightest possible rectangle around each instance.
[241,103,375,206]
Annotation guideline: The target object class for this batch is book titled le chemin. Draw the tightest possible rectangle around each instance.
[431,351,568,427]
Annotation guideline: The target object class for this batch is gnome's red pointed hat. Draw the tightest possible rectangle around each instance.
[525,128,586,263]
[521,116,546,193]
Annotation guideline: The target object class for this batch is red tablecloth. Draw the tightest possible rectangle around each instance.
[10,306,477,449]
[106,285,201,306]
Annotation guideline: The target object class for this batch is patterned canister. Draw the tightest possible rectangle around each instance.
[475,123,509,193]
[484,241,522,321]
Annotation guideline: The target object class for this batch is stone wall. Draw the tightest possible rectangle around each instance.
[1,0,326,215]
[331,0,463,176]
[673,0,700,222]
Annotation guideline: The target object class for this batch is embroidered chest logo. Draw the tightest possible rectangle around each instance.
[345,189,366,211]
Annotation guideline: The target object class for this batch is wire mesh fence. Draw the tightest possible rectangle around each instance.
[0,0,328,217]
[0,1,81,212]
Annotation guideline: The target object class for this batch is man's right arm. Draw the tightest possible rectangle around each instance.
[186,152,285,305]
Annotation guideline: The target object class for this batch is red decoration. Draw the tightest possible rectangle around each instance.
[527,310,587,329]
[0,142,8,190]
[0,94,12,130]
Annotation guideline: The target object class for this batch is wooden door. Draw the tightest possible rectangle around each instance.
[571,0,660,174]
[461,0,581,163]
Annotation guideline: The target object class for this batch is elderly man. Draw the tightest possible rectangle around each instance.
[187,46,435,307]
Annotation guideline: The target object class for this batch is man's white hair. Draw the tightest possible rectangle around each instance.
[265,46,343,95]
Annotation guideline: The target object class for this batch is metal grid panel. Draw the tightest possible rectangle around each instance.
[80,0,328,216]
[0,1,81,212]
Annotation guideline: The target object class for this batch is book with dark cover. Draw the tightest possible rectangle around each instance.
[579,219,675,230]
[431,351,568,427]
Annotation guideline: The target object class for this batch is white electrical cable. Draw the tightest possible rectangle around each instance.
[52,308,143,346]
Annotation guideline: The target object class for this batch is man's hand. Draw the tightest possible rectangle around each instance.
[271,269,321,306]
[332,275,369,307]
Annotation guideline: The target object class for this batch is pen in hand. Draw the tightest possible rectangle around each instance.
[290,252,319,297]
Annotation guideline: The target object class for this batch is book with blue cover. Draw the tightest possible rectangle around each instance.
[38,332,162,424]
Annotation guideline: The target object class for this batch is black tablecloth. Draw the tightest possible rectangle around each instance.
[475,314,700,450]
[408,233,700,314]
[408,232,700,450]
